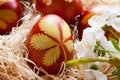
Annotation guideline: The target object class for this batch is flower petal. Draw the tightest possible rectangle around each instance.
[83,69,107,80]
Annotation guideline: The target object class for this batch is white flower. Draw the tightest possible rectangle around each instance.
[111,18,120,32]
[75,26,107,58]
[74,4,120,80]
[83,69,107,80]
[88,15,106,28]
[73,3,120,80]
[89,4,120,32]
[87,4,120,54]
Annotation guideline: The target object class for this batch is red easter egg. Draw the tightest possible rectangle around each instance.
[33,0,83,24]
[0,0,23,35]
[25,14,74,74]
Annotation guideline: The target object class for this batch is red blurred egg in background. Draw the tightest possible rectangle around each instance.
[33,0,83,24]
[0,0,23,35]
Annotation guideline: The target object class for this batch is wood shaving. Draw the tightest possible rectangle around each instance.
[0,0,119,80]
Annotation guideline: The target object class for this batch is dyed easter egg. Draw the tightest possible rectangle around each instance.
[26,14,74,74]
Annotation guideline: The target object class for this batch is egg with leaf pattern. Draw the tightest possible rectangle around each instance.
[25,14,74,74]
[0,0,23,35]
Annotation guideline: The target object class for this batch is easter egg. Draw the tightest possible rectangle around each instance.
[25,14,74,74]
[0,0,23,34]
[33,0,83,24]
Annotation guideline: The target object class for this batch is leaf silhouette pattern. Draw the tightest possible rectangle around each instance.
[0,9,17,23]
[42,46,60,67]
[30,33,58,50]
[0,9,17,29]
[0,20,7,29]
[30,17,73,66]
[39,17,60,42]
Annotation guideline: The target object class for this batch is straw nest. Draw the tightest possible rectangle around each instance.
[0,0,119,80]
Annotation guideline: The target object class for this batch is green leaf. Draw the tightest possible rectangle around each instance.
[102,24,110,31]
[94,40,112,56]
[110,38,120,51]
[117,15,120,18]
[112,67,120,75]
[90,64,99,70]
[112,65,120,80]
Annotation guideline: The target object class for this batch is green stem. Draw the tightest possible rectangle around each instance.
[66,57,120,67]
[66,58,109,67]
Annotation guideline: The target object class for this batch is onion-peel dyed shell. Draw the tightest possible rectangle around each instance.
[26,14,74,74]
[0,0,23,34]
[34,0,83,24]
